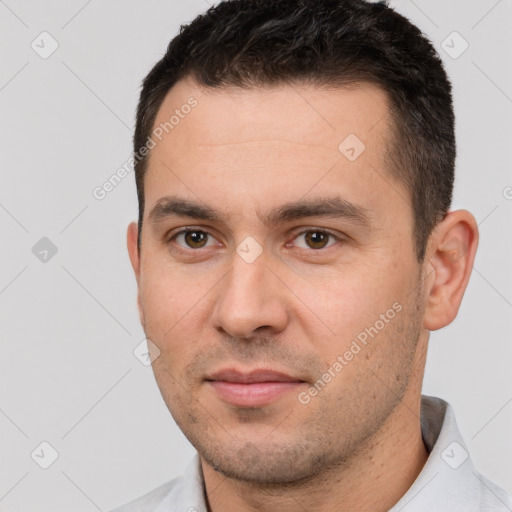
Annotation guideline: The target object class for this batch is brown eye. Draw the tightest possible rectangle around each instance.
[172,230,214,249]
[292,230,340,250]
[305,231,329,249]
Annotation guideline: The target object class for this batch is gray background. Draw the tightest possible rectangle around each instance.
[1,1,511,511]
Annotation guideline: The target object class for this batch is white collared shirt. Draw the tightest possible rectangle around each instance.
[109,395,512,511]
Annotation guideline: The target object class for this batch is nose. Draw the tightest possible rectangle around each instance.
[211,247,290,339]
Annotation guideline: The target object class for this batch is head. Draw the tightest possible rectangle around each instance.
[127,0,478,486]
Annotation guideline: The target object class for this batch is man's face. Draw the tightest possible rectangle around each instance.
[129,79,429,484]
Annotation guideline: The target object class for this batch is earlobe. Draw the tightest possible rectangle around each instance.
[422,210,479,331]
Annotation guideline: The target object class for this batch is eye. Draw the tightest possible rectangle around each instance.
[290,229,342,250]
[167,228,343,253]
[170,229,218,250]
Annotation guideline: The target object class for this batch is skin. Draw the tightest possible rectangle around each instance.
[127,77,479,512]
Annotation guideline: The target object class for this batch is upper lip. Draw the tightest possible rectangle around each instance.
[206,369,304,383]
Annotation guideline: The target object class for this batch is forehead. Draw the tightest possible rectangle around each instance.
[152,78,391,152]
[144,78,412,231]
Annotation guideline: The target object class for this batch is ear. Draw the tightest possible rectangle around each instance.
[422,210,479,331]
[127,222,144,327]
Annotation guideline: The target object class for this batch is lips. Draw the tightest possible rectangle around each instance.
[206,369,303,384]
[206,368,305,407]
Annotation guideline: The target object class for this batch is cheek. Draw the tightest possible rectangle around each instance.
[140,259,207,325]
[295,262,412,368]
[300,266,398,328]
[138,274,207,373]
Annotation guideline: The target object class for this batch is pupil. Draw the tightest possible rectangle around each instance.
[187,231,206,247]
[307,232,327,249]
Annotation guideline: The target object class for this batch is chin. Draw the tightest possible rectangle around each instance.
[199,438,338,486]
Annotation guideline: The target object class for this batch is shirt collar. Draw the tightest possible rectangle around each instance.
[389,394,479,511]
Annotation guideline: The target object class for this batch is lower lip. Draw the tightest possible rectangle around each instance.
[208,381,303,407]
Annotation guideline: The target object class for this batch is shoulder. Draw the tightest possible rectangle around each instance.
[107,453,205,512]
[106,476,181,512]
[477,473,512,511]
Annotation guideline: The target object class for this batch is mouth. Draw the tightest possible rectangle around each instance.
[205,368,306,407]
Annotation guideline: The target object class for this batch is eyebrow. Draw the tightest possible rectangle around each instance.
[148,195,373,229]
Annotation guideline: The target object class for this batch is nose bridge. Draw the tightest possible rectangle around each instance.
[212,245,288,338]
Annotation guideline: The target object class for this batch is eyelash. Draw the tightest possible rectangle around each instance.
[167,228,344,252]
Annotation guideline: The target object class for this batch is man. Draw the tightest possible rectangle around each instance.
[112,0,512,510]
